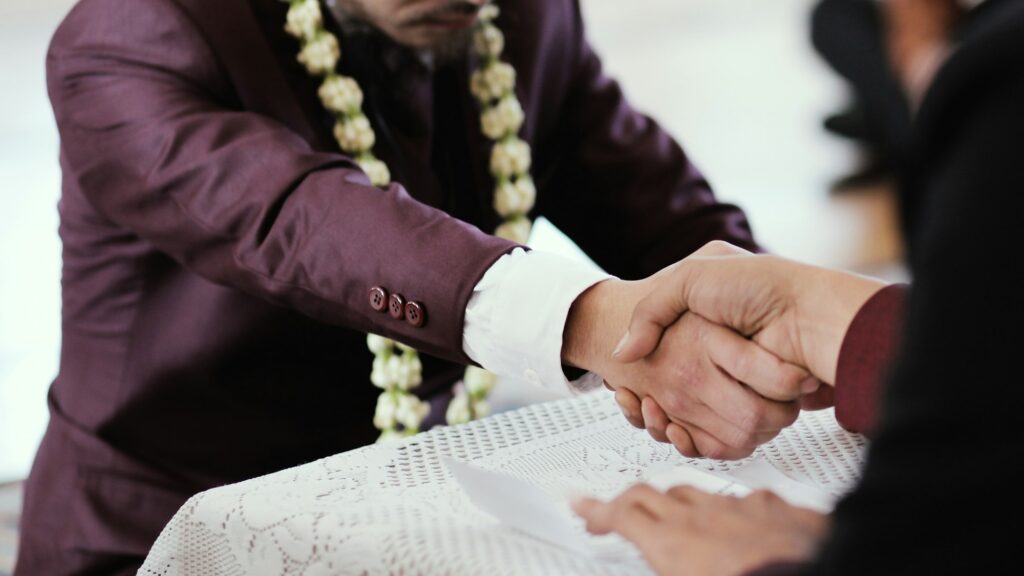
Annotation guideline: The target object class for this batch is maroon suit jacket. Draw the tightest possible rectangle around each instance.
[18,0,755,572]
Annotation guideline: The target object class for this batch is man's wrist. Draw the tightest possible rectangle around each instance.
[797,267,888,384]
[562,278,649,375]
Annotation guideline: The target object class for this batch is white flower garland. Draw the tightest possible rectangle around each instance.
[285,0,531,439]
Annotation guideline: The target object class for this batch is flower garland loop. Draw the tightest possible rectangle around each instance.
[285,0,532,439]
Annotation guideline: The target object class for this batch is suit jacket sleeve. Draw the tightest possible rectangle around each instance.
[46,0,517,363]
[833,284,908,435]
[535,0,758,280]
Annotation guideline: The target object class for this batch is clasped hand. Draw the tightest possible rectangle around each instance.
[565,241,836,460]
[562,241,885,575]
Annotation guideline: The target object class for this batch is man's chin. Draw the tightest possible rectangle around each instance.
[394,25,474,63]
[427,26,474,65]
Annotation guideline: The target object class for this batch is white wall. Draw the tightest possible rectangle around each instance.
[0,0,75,482]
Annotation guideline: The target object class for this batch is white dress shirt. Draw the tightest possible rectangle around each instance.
[463,249,612,394]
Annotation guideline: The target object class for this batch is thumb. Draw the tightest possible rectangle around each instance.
[612,276,690,363]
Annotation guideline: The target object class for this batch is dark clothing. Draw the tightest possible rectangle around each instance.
[761,1,1024,573]
[811,0,912,168]
[17,0,755,572]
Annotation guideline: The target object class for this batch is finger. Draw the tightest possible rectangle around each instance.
[573,485,663,535]
[641,396,670,443]
[615,387,645,429]
[571,497,622,535]
[570,497,603,527]
[691,240,752,258]
[612,281,691,364]
[615,484,670,522]
[665,423,700,458]
[673,419,758,460]
[653,391,784,454]
[706,324,816,402]
[602,379,613,392]
[573,495,661,542]
[612,241,752,364]
[698,359,801,444]
[666,484,709,503]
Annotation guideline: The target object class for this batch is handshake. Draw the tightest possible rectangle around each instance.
[562,241,885,459]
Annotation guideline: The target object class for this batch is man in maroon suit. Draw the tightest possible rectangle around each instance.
[17,1,816,572]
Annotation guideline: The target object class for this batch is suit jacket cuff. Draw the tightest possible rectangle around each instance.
[834,284,909,435]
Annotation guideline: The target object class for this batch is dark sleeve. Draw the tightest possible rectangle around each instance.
[800,53,1024,576]
[833,284,908,435]
[535,0,758,280]
[46,0,516,363]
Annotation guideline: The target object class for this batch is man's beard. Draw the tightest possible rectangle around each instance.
[399,1,480,65]
[428,26,474,66]
[331,1,479,66]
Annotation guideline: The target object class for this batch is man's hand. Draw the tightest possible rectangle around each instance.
[562,257,820,460]
[614,241,885,386]
[608,242,884,450]
[572,484,829,576]
[602,312,814,459]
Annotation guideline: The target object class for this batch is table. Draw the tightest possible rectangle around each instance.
[140,393,867,575]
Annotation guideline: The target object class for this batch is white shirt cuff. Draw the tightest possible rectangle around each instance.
[463,249,613,394]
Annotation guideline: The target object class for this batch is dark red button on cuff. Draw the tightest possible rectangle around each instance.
[369,286,388,312]
[405,301,426,327]
[388,293,406,320]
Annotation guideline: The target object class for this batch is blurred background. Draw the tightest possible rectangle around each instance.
[0,0,904,570]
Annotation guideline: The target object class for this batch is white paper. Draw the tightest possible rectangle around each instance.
[443,458,641,561]
[445,455,840,561]
[444,457,592,554]
[723,458,838,512]
[644,465,753,497]
[644,458,839,512]
[527,216,603,273]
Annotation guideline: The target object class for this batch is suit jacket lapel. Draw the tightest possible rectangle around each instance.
[177,0,336,151]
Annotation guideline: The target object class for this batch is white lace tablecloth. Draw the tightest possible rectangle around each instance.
[140,393,867,576]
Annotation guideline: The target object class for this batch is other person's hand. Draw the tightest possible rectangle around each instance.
[609,242,883,451]
[563,245,825,459]
[573,484,829,576]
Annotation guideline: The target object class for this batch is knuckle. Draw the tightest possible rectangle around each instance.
[667,485,695,500]
[615,388,641,411]
[699,441,728,460]
[777,364,807,397]
[738,398,768,435]
[660,385,689,418]
[666,485,686,498]
[727,427,755,451]
[675,442,699,458]
[669,355,705,389]
[622,484,654,503]
[704,240,734,255]
[647,423,668,444]
[749,489,778,506]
